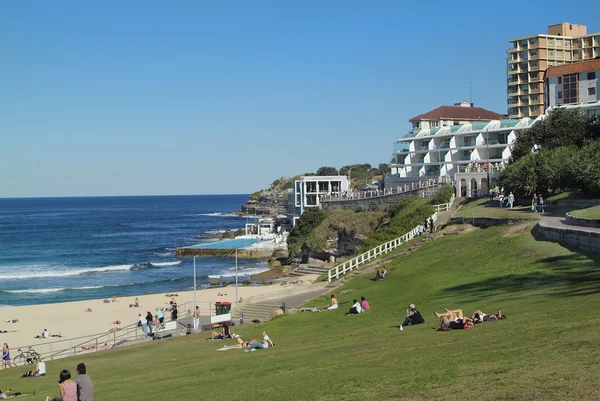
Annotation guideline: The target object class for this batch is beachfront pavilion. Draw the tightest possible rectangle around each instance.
[293,175,349,215]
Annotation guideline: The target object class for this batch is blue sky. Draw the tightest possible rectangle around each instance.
[1,1,597,197]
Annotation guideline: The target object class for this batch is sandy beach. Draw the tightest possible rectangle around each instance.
[0,275,324,356]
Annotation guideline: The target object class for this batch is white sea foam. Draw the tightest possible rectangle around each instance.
[150,261,181,267]
[207,267,269,279]
[5,285,104,294]
[154,252,174,257]
[0,263,141,280]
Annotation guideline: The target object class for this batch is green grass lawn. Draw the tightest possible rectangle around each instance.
[3,223,600,400]
[570,204,600,219]
[455,198,539,219]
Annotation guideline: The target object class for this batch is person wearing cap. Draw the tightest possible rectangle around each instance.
[399,304,424,331]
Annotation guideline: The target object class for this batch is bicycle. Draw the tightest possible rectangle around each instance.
[12,347,41,366]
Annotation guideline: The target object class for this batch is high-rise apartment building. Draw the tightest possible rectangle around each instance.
[507,22,600,119]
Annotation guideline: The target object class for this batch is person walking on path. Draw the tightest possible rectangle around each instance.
[508,192,514,209]
[193,306,201,331]
[137,314,148,337]
[74,363,94,401]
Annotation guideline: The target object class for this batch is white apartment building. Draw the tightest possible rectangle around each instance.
[544,59,600,116]
[390,103,534,178]
[293,175,349,214]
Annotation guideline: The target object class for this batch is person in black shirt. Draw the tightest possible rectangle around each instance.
[399,304,424,330]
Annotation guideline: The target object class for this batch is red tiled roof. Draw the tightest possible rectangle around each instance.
[409,106,505,122]
[544,59,600,79]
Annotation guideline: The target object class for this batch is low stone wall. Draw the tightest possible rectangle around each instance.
[321,190,429,212]
[565,213,600,228]
[550,199,600,208]
[534,221,600,254]
[449,216,536,228]
[176,247,276,258]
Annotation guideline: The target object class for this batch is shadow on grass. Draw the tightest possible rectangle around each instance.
[443,253,600,302]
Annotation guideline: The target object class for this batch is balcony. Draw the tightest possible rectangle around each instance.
[393,142,410,153]
[508,79,519,86]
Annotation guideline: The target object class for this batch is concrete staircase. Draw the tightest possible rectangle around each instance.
[289,264,330,277]
[231,302,282,323]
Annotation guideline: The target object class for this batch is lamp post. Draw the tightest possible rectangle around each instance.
[235,247,238,305]
[486,129,490,197]
[341,165,354,186]
[193,257,197,312]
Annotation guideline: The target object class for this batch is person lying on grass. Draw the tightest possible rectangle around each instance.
[434,309,474,331]
[245,331,274,352]
[471,309,506,323]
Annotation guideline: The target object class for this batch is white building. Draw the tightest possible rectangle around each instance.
[293,175,349,214]
[391,104,534,179]
[544,58,600,117]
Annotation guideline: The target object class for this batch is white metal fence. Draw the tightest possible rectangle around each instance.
[326,195,455,283]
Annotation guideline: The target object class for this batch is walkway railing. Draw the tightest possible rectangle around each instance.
[433,195,455,213]
[320,179,448,203]
[327,212,438,283]
[326,194,455,283]
[11,301,202,363]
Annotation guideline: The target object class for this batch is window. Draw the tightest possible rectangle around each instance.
[531,83,539,90]
[556,39,563,46]
[431,120,439,128]
[532,94,539,101]
[530,38,537,45]
[558,91,562,99]
[548,38,554,45]
[562,74,578,104]
[589,87,596,96]
[549,49,555,56]
[531,72,539,79]
[558,77,562,84]
[548,61,555,67]
[588,72,596,80]
[557,51,563,58]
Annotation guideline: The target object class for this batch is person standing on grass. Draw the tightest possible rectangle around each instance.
[193,306,201,331]
[538,195,544,213]
[74,363,94,401]
[2,343,12,369]
[508,192,514,209]
[532,194,538,213]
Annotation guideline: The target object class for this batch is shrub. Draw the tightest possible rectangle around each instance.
[287,207,328,257]
[430,184,453,205]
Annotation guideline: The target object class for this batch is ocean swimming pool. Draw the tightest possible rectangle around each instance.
[188,238,261,249]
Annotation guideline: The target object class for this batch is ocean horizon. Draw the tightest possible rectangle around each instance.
[0,194,266,307]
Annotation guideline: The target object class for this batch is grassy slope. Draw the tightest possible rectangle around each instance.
[3,224,600,400]
[570,204,600,219]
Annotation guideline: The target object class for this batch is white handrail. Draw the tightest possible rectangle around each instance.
[326,196,454,283]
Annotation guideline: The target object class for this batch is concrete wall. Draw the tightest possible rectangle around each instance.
[176,247,276,258]
[321,189,430,212]
[534,221,600,255]
[566,213,600,228]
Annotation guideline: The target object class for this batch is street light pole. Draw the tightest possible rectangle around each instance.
[486,129,490,197]
[193,257,197,313]
[235,247,238,305]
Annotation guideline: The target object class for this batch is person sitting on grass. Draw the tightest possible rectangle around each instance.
[374,269,382,281]
[360,297,370,311]
[48,369,77,401]
[346,299,362,315]
[320,294,338,311]
[399,304,424,330]
[380,268,387,280]
[245,331,274,352]
[211,323,231,340]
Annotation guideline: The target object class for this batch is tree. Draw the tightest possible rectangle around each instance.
[316,166,339,176]
[511,108,591,162]
[287,207,328,257]
[377,163,390,175]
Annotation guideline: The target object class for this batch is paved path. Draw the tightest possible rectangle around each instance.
[540,215,600,234]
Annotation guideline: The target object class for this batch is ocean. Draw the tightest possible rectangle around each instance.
[0,195,267,307]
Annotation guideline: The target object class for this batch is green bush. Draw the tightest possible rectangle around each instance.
[430,184,453,205]
[287,207,328,257]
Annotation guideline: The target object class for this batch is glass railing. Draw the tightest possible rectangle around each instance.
[393,142,410,153]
